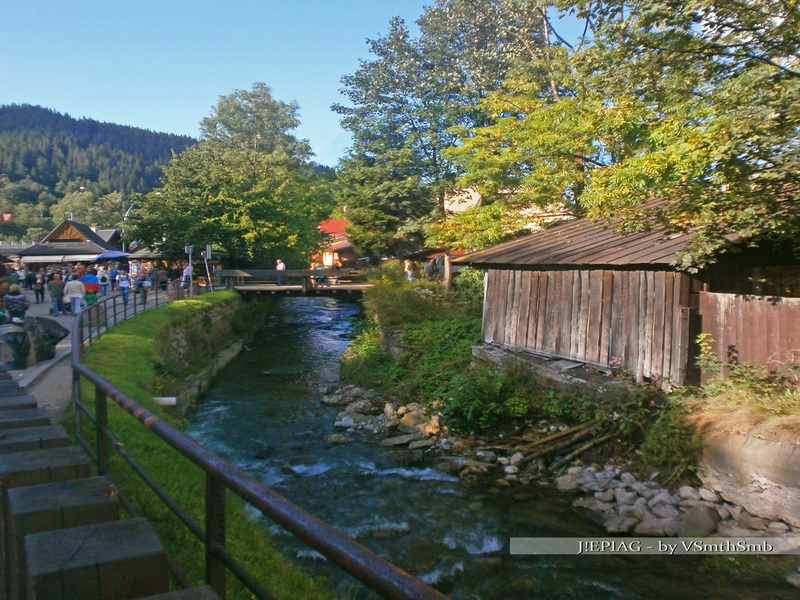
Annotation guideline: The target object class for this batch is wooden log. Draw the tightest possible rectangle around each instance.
[515,424,590,451]
[547,434,612,474]
[518,427,594,467]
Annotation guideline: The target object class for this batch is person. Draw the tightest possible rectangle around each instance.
[32,271,46,303]
[424,258,439,281]
[181,264,192,289]
[157,268,168,291]
[47,273,66,316]
[135,272,151,305]
[4,284,29,322]
[117,270,132,305]
[64,275,86,315]
[276,259,287,285]
[109,265,119,291]
[97,267,110,296]
[403,259,418,282]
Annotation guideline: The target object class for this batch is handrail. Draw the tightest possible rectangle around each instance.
[70,291,447,599]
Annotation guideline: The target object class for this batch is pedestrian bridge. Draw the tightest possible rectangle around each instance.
[219,268,372,297]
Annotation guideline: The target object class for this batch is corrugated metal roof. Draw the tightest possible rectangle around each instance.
[454,216,696,268]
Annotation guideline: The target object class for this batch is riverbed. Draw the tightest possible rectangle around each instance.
[186,297,794,599]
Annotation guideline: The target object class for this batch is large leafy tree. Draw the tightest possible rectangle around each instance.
[133,84,327,266]
[334,0,547,256]
[439,0,800,266]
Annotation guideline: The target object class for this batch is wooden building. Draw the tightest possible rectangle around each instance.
[17,220,121,265]
[455,216,800,386]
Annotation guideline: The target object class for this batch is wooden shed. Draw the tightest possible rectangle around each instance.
[454,216,800,386]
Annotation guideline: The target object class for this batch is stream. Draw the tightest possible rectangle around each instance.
[185,297,793,599]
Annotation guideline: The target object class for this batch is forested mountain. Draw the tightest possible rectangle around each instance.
[0,104,195,194]
[0,104,196,241]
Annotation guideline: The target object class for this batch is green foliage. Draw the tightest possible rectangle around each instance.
[438,0,800,263]
[637,393,701,483]
[134,84,332,266]
[451,266,485,317]
[361,267,451,327]
[79,293,334,599]
[396,317,482,400]
[339,326,400,390]
[441,367,535,432]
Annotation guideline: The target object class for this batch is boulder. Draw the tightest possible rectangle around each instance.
[604,516,639,534]
[380,433,422,447]
[678,505,720,537]
[555,474,579,492]
[408,439,435,450]
[737,511,767,530]
[614,487,638,506]
[324,434,352,445]
[634,518,679,536]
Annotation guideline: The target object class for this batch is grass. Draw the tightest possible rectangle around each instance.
[66,291,335,599]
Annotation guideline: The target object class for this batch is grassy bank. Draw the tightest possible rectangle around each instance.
[68,291,334,599]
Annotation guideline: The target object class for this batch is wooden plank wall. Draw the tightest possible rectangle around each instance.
[698,292,800,380]
[482,269,692,384]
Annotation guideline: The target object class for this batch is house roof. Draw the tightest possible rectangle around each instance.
[17,219,118,263]
[454,215,696,269]
[319,219,349,237]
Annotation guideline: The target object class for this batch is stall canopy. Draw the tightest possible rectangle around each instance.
[90,249,130,263]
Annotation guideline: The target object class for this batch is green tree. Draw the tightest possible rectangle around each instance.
[134,84,328,266]
[334,0,548,255]
[439,0,800,265]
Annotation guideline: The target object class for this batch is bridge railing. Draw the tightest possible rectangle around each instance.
[70,293,446,599]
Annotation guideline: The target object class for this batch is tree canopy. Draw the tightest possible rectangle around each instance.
[337,0,799,268]
[133,84,330,266]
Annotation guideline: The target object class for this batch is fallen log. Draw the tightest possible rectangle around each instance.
[514,424,591,452]
[518,427,594,468]
[547,434,612,474]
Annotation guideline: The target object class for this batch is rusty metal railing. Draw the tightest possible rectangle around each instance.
[70,293,447,600]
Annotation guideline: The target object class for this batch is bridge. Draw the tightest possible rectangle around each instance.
[220,268,372,297]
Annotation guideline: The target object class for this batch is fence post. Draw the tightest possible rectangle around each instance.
[95,384,109,475]
[205,472,226,598]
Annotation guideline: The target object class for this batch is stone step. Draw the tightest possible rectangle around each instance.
[0,379,22,389]
[0,386,28,398]
[136,585,221,599]
[0,446,90,493]
[0,446,92,598]
[0,410,50,431]
[25,518,169,600]
[0,397,38,412]
[5,477,120,600]
[0,425,70,454]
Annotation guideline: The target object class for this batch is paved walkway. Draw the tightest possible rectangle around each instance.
[4,287,167,421]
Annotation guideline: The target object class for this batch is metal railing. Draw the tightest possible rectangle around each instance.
[70,291,446,599]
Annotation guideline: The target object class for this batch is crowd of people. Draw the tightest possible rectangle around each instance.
[0,261,191,322]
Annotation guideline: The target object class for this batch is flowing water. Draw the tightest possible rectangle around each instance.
[186,297,793,599]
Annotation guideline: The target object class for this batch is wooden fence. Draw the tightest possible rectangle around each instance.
[698,291,800,378]
[482,268,693,384]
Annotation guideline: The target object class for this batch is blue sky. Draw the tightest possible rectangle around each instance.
[0,0,433,167]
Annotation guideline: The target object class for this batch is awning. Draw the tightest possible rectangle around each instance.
[19,254,102,264]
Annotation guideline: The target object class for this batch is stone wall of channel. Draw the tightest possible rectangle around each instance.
[699,432,800,528]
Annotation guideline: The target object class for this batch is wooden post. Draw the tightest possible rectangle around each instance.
[443,254,452,291]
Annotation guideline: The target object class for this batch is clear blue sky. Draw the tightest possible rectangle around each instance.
[0,0,433,167]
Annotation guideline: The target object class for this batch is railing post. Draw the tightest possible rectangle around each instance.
[95,384,109,475]
[73,368,82,439]
[205,472,226,598]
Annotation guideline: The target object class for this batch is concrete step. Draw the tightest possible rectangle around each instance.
[136,585,221,599]
[25,518,169,599]
[0,410,50,431]
[0,425,70,455]
[6,477,120,600]
[0,446,90,493]
[0,397,38,412]
[0,387,28,398]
